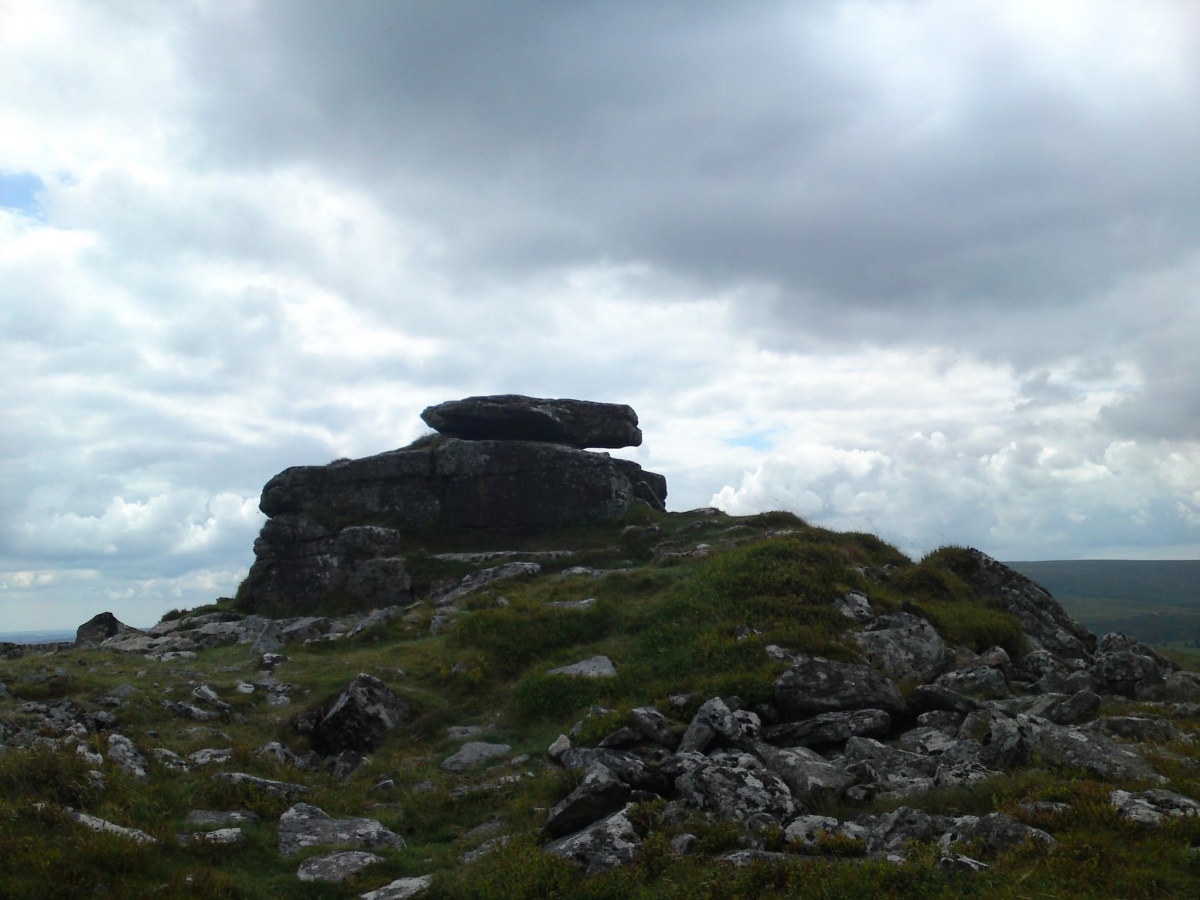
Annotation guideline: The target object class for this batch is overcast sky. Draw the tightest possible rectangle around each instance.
[3,1,1199,632]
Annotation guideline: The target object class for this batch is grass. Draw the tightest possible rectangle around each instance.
[4,514,1200,896]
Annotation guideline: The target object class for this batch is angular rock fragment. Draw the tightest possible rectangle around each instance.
[678,697,760,753]
[310,673,411,756]
[296,850,385,883]
[543,804,642,873]
[106,733,148,779]
[76,612,144,648]
[440,741,512,774]
[543,764,632,838]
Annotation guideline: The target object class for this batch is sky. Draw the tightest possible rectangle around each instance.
[2,1,1199,632]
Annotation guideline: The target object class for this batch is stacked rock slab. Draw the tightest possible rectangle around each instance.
[237,395,667,614]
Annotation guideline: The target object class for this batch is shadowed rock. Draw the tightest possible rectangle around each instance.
[76,612,143,648]
[421,395,642,449]
[310,674,412,756]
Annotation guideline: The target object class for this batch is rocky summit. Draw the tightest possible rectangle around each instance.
[4,418,1200,899]
[237,396,666,615]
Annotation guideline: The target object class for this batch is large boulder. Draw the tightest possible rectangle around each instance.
[76,612,143,648]
[774,656,907,719]
[310,674,412,756]
[421,395,642,449]
[852,613,947,683]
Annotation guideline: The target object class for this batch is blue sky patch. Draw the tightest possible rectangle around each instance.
[0,171,46,216]
[726,430,775,452]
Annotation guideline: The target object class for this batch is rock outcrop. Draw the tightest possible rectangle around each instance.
[237,396,666,615]
[76,612,144,648]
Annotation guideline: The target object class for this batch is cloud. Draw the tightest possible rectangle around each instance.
[1,1,1199,630]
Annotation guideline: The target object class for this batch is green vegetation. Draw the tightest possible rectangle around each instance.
[3,513,1200,897]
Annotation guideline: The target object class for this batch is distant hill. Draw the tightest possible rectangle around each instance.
[1005,559,1200,647]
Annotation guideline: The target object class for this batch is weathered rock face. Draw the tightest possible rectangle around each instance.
[421,395,642,449]
[241,434,666,613]
[239,519,411,615]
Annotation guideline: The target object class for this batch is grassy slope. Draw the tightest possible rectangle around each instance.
[1,515,1199,897]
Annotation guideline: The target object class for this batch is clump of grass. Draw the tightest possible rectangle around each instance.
[892,550,1029,657]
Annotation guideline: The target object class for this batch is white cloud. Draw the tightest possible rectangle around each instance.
[1,1,1198,631]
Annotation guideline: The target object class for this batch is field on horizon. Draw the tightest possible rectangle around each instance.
[1007,559,1200,649]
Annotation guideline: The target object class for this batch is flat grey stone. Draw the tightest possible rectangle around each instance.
[547,656,616,678]
[296,850,385,883]
[441,741,512,773]
[360,875,434,899]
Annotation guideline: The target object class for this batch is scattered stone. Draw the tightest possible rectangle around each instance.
[675,750,795,825]
[678,697,760,753]
[834,591,873,622]
[106,733,148,779]
[937,813,1056,856]
[434,563,543,608]
[216,772,309,800]
[547,656,617,678]
[187,747,233,766]
[150,748,189,771]
[297,850,385,883]
[784,815,840,849]
[185,810,260,827]
[360,875,434,899]
[1110,789,1200,826]
[278,802,406,857]
[765,709,890,747]
[547,735,571,759]
[441,741,513,773]
[66,808,155,844]
[177,828,244,847]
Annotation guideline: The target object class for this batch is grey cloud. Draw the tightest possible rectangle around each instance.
[178,1,1200,339]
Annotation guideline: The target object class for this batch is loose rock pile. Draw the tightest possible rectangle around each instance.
[521,549,1200,872]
